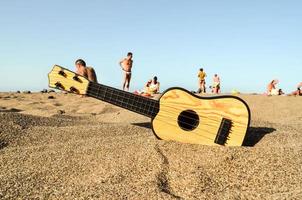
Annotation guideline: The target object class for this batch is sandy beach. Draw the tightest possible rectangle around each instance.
[0,92,302,199]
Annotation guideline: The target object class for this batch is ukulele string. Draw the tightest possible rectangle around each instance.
[88,82,241,126]
[86,83,218,141]
[88,82,233,124]
[54,69,244,138]
[151,117,216,142]
[53,70,240,126]
[87,82,226,124]
[87,83,243,137]
[87,82,243,128]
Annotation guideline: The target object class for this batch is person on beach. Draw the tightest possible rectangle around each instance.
[134,76,160,97]
[134,79,152,95]
[75,59,98,82]
[266,80,284,96]
[290,82,302,96]
[267,79,279,95]
[143,79,153,93]
[119,52,133,91]
[197,68,206,93]
[148,76,160,94]
[212,74,221,94]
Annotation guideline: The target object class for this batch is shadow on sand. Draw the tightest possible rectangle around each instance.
[132,122,276,147]
[0,108,23,113]
[131,122,152,129]
[0,140,8,150]
[243,127,276,146]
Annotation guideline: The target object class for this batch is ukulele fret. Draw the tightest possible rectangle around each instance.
[87,83,158,118]
[96,85,100,97]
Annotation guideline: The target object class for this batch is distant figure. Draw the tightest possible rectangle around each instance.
[134,76,160,97]
[134,79,152,96]
[148,76,160,94]
[197,68,207,93]
[119,52,133,91]
[290,82,302,96]
[278,89,285,95]
[267,79,281,95]
[212,74,221,94]
[75,59,98,82]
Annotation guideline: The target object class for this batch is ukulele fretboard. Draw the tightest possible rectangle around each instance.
[87,82,159,118]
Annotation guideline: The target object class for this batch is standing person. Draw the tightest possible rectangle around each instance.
[75,59,98,82]
[197,68,207,93]
[212,74,221,94]
[119,52,133,91]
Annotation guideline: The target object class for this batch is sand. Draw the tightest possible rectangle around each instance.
[0,92,302,199]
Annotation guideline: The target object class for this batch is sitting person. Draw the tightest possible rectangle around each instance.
[148,76,160,94]
[75,59,98,82]
[267,79,279,95]
[290,82,302,96]
[278,89,285,95]
[144,79,152,92]
[134,76,160,97]
[134,79,152,94]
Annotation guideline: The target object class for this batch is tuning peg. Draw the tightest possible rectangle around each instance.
[55,82,65,90]
[58,70,67,77]
[70,87,79,94]
[73,75,82,83]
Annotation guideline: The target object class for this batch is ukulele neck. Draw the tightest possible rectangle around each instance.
[86,82,159,118]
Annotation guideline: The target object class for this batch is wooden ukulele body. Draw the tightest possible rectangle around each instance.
[152,88,250,146]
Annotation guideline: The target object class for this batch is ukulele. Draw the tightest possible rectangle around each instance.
[48,65,251,146]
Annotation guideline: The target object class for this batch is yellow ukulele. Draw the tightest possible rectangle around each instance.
[48,65,251,146]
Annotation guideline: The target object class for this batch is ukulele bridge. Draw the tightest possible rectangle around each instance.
[215,118,232,145]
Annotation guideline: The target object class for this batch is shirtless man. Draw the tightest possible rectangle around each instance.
[119,52,133,91]
[212,74,221,94]
[75,59,88,77]
[75,59,97,82]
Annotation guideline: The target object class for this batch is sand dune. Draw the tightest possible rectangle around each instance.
[0,92,302,199]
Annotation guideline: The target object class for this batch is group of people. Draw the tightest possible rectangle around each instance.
[266,80,284,96]
[74,52,160,97]
[133,76,160,97]
[197,68,221,94]
[74,53,301,97]
[267,80,302,96]
[119,52,160,96]
[197,68,300,96]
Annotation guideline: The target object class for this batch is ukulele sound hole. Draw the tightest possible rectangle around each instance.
[178,110,199,131]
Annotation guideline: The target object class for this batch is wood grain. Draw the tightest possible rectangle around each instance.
[152,89,250,146]
[48,65,89,95]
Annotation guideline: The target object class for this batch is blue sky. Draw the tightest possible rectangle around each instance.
[0,0,301,93]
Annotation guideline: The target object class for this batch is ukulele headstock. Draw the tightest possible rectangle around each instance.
[48,65,89,95]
